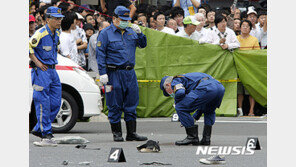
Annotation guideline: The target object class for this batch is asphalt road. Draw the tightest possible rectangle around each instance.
[29,117,267,167]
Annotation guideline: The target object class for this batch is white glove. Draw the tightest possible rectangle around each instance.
[99,74,108,85]
[131,24,141,34]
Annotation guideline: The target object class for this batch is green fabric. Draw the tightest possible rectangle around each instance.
[102,27,267,117]
[233,49,267,107]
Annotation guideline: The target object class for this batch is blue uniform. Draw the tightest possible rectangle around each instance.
[96,23,147,123]
[170,72,225,128]
[29,24,62,136]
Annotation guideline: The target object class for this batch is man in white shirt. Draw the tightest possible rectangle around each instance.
[194,13,209,42]
[176,16,200,40]
[247,6,262,42]
[71,15,88,68]
[204,14,240,50]
[154,11,175,35]
[167,18,179,33]
[59,12,79,64]
[256,10,267,49]
[171,7,185,32]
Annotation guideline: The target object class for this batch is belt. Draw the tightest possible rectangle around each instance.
[45,64,56,69]
[194,77,210,89]
[107,65,134,71]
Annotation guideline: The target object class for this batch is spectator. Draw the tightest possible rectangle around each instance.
[198,6,207,18]
[176,16,200,40]
[256,10,267,49]
[233,18,241,36]
[75,12,84,28]
[137,14,148,27]
[194,13,209,42]
[154,11,175,35]
[148,16,157,30]
[233,8,241,19]
[146,4,158,19]
[100,0,137,22]
[85,14,96,28]
[71,13,88,69]
[246,6,261,41]
[78,4,92,17]
[29,15,36,38]
[59,12,79,64]
[171,7,185,31]
[29,2,37,14]
[205,9,215,30]
[173,0,201,17]
[205,14,240,50]
[58,1,70,13]
[167,18,179,33]
[236,20,260,116]
[83,23,95,42]
[88,21,110,73]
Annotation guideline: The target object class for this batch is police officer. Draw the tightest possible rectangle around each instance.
[96,6,148,142]
[160,72,225,146]
[29,7,64,147]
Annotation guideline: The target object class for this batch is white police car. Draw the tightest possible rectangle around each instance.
[29,54,103,133]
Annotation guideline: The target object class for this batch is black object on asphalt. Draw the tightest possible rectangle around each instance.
[140,161,172,165]
[75,144,100,150]
[137,140,161,153]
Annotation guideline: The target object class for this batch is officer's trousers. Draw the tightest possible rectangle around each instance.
[106,69,138,124]
[175,79,225,128]
[31,67,62,136]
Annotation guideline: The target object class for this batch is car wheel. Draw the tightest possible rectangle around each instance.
[52,91,79,133]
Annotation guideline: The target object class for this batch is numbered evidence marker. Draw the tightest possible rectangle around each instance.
[171,113,179,122]
[246,137,261,150]
[107,148,126,162]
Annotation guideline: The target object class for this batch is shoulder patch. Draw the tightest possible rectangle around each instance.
[97,41,101,47]
[32,38,37,44]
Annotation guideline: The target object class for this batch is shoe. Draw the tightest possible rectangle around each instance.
[237,108,243,117]
[199,155,226,165]
[33,138,58,147]
[175,125,199,146]
[44,133,54,139]
[110,122,124,142]
[199,125,212,145]
[125,120,148,141]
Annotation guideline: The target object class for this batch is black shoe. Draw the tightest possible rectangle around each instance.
[175,125,199,146]
[31,130,42,138]
[110,122,124,142]
[44,133,54,139]
[125,120,148,141]
[199,125,212,145]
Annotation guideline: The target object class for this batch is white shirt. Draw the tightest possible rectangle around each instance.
[250,26,262,42]
[88,32,99,73]
[178,26,184,32]
[206,27,240,50]
[256,23,267,49]
[195,28,209,41]
[71,26,88,66]
[157,27,176,35]
[59,32,79,64]
[176,29,199,41]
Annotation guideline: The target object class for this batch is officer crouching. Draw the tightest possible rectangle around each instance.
[160,72,225,146]
[96,6,147,142]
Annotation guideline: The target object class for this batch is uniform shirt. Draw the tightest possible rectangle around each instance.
[29,24,60,65]
[206,27,240,50]
[176,29,199,40]
[172,0,201,17]
[157,27,176,35]
[237,35,260,51]
[59,32,79,64]
[96,23,147,75]
[170,72,213,103]
[71,25,88,66]
[88,32,99,73]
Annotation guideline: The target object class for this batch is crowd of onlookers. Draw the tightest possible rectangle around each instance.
[29,0,267,116]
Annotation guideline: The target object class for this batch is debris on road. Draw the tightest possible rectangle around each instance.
[137,140,160,153]
[54,136,90,144]
[140,161,172,166]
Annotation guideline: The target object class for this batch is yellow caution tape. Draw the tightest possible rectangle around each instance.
[96,79,241,83]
